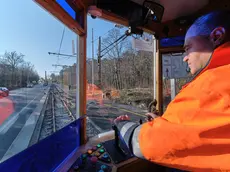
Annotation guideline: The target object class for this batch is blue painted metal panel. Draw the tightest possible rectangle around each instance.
[160,36,185,47]
[56,0,76,20]
[0,119,81,172]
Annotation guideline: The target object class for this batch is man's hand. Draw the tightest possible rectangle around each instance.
[114,113,158,125]
[114,115,130,125]
[145,112,158,121]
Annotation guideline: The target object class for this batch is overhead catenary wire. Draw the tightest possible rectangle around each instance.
[100,33,127,54]
[58,27,66,55]
[99,29,131,57]
[101,35,129,57]
[89,26,126,58]
[56,27,66,66]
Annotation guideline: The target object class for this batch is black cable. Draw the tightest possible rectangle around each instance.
[101,35,128,57]
[88,27,125,59]
[100,34,127,53]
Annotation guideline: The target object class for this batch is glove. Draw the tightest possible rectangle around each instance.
[113,115,139,151]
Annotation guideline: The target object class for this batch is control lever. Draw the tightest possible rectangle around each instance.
[112,125,127,156]
[145,99,160,122]
[139,119,143,124]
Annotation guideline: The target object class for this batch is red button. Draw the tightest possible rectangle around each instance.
[90,156,98,163]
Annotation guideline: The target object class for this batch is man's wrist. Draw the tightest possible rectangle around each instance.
[115,121,139,148]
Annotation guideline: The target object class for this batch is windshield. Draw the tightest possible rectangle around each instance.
[85,24,155,138]
[85,25,191,138]
[0,0,77,163]
[0,0,191,164]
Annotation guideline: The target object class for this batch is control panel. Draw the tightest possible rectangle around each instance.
[64,122,169,172]
[68,125,133,172]
[69,143,113,172]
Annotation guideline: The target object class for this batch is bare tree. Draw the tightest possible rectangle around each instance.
[86,31,154,91]
[50,73,56,81]
[101,28,129,89]
[2,51,24,68]
[0,51,39,88]
[1,51,24,86]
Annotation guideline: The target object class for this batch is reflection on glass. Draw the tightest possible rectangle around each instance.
[0,0,193,165]
[86,29,155,138]
[162,53,192,112]
[0,0,77,163]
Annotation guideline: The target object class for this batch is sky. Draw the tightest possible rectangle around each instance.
[0,0,118,78]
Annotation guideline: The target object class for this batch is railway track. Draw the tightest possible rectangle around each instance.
[29,84,147,144]
[38,84,76,140]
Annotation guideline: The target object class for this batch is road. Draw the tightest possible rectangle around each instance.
[0,84,47,160]
[86,100,148,137]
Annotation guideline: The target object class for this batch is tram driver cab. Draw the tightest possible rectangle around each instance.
[0,0,230,172]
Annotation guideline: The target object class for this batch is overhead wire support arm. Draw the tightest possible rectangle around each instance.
[100,29,131,58]
[100,35,129,58]
[48,52,76,58]
[100,33,128,53]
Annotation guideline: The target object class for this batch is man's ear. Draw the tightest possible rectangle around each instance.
[210,27,226,47]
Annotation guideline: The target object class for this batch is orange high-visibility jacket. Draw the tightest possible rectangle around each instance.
[116,42,230,171]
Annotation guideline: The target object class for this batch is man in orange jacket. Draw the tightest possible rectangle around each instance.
[114,10,230,171]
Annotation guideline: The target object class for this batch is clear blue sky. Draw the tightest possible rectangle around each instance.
[0,0,116,78]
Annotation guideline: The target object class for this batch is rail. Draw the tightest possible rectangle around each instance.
[35,84,76,141]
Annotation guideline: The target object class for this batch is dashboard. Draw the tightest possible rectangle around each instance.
[56,128,167,172]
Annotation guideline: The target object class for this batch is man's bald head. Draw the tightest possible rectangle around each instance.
[185,10,230,43]
[183,10,230,75]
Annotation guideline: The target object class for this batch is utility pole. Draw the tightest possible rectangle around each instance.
[92,28,94,93]
[45,71,47,82]
[98,36,102,88]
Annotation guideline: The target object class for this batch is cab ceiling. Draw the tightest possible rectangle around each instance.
[35,0,230,38]
[130,0,209,22]
[86,0,230,37]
